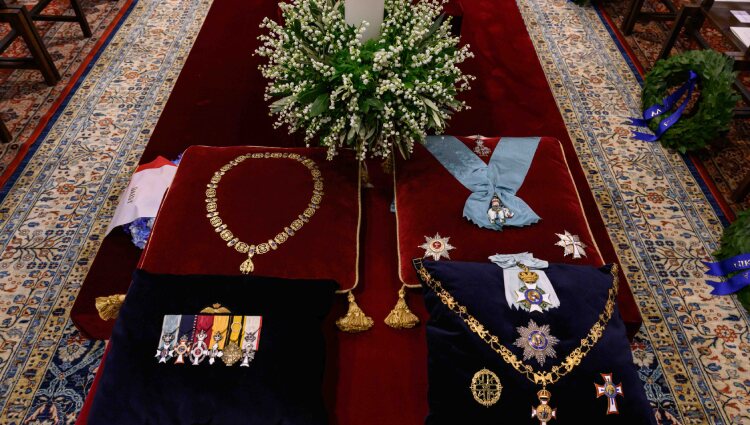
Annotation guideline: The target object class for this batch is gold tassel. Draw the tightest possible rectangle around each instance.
[384,286,420,329]
[336,292,374,332]
[95,294,126,321]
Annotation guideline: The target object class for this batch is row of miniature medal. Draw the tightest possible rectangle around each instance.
[155,315,262,367]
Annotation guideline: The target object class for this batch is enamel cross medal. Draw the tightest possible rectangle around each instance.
[515,265,552,313]
[173,335,191,365]
[155,333,175,363]
[189,329,209,365]
[240,330,258,367]
[208,332,224,365]
[531,389,557,424]
[595,373,624,414]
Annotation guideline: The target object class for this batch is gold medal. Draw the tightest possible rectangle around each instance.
[222,317,244,366]
[470,368,502,407]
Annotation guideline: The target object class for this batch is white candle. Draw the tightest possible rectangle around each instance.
[345,0,385,42]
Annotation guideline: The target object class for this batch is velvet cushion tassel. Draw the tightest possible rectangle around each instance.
[95,294,126,321]
[384,286,419,329]
[336,291,374,332]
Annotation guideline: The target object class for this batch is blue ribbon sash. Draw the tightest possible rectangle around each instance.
[703,253,750,295]
[703,253,750,276]
[630,70,699,142]
[423,136,541,230]
[707,272,750,296]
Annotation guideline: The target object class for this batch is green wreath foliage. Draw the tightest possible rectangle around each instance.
[714,209,750,312]
[641,50,738,153]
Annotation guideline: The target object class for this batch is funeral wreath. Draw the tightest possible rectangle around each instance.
[714,209,750,312]
[641,50,738,153]
[256,0,474,160]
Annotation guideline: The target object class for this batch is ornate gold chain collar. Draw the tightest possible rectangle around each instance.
[414,259,619,420]
[205,152,324,274]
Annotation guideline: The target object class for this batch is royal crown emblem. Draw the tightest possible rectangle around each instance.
[531,388,557,424]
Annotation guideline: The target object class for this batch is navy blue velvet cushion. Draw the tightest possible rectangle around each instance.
[416,260,655,425]
[87,270,338,425]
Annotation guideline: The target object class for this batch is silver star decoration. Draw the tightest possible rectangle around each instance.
[555,230,587,259]
[473,138,491,157]
[514,319,559,366]
[419,233,455,261]
[515,283,552,314]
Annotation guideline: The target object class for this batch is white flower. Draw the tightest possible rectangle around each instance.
[256,0,474,161]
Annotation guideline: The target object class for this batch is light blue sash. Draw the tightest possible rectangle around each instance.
[423,136,541,230]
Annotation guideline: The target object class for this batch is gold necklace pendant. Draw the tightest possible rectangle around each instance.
[470,368,502,407]
[240,253,254,274]
[205,152,324,274]
[531,389,556,424]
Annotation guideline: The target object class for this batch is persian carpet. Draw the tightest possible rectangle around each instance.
[598,0,750,214]
[0,0,212,423]
[517,0,750,423]
[0,0,132,186]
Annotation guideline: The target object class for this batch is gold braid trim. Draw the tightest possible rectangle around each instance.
[414,259,619,387]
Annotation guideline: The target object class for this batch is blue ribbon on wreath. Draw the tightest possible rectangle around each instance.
[703,253,750,295]
[629,70,699,142]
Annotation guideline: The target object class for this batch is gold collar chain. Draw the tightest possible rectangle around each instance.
[414,259,619,388]
[205,152,324,274]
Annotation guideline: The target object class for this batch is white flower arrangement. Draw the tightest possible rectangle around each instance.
[256,0,474,160]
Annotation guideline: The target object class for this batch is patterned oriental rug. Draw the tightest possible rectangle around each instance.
[0,1,746,425]
[0,0,132,187]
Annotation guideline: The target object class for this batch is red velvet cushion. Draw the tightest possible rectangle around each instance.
[396,136,604,279]
[139,145,360,287]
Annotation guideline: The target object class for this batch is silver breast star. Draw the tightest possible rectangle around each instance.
[419,233,455,261]
[555,230,587,259]
[514,319,559,366]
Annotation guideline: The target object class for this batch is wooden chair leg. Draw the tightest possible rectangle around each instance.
[622,0,646,35]
[67,0,91,37]
[658,6,695,60]
[30,0,92,38]
[0,118,11,144]
[14,7,60,85]
[0,6,61,85]
[733,172,750,202]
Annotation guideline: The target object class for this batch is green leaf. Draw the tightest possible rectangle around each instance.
[364,98,384,111]
[422,97,439,111]
[270,95,295,112]
[310,94,329,117]
[298,86,324,105]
